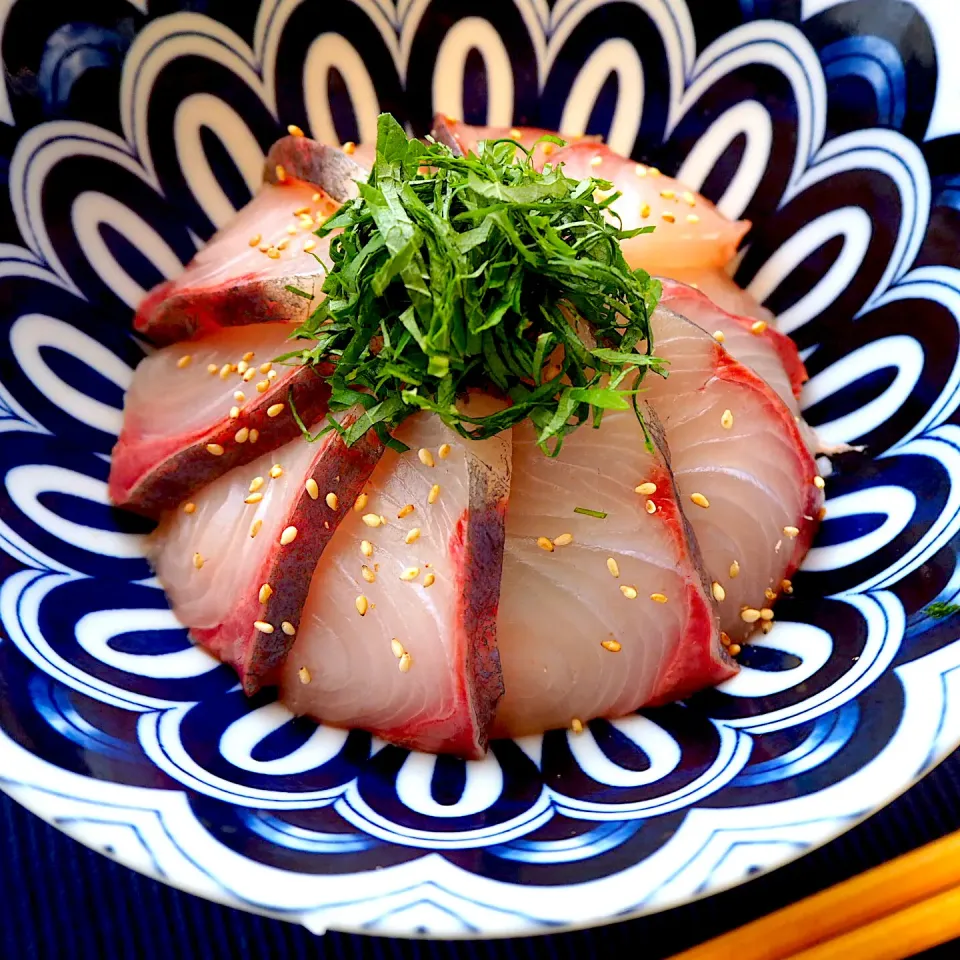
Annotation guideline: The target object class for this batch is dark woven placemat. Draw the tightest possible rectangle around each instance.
[4,748,960,959]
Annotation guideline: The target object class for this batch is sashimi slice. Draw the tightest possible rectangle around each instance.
[109,324,331,515]
[279,398,510,759]
[148,410,383,692]
[135,138,366,344]
[658,278,806,404]
[643,308,824,642]
[543,142,750,272]
[493,404,732,739]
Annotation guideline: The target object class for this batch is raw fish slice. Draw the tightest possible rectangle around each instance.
[431,115,600,166]
[148,410,383,692]
[279,398,510,759]
[544,142,750,272]
[666,267,774,324]
[493,404,732,739]
[658,278,806,404]
[135,138,365,345]
[643,308,824,642]
[109,324,331,515]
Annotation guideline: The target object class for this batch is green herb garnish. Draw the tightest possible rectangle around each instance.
[295,113,665,455]
[573,507,608,519]
[926,601,960,620]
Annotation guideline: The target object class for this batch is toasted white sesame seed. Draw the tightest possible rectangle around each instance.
[362,514,382,528]
[192,552,204,570]
[287,124,304,137]
[398,652,413,673]
[438,443,452,460]
[721,409,734,430]
[713,330,725,343]
[244,492,263,505]
[660,189,676,199]
[760,608,775,621]
[360,564,376,584]
[229,406,240,420]
[312,192,322,202]
[285,224,297,236]
[280,526,298,545]
[206,443,224,456]
[620,585,638,599]
[662,211,676,223]
[783,525,800,538]
[741,608,761,623]
[418,447,435,467]
[751,320,768,335]
[814,475,825,489]
[233,392,246,405]
[256,380,269,393]
[781,579,794,594]
[537,537,555,552]
[258,583,273,603]
[295,666,311,685]
[259,362,273,374]
[219,363,232,380]
[635,482,657,495]
[729,560,740,578]
[237,360,249,376]
[300,477,317,500]
[635,164,647,177]
[606,557,620,578]
[687,213,700,224]
[249,519,262,538]
[589,155,603,167]
[645,500,657,515]
[712,582,726,602]
[355,595,369,616]
[269,464,283,479]
[275,164,287,182]
[405,527,421,544]
[690,492,710,509]
[360,540,373,558]
[183,502,196,514]
[765,587,777,601]
[354,493,369,512]
[729,643,743,655]
[571,717,584,733]
[243,368,256,382]
[400,567,420,581]
[640,202,651,218]
[601,639,622,653]
[254,620,274,634]
[428,484,441,504]
[248,234,261,247]
[325,491,338,510]
[397,503,415,519]
[650,592,668,603]
[266,247,280,259]
[553,533,574,547]
[249,428,259,444]
[235,427,250,444]
[177,354,192,369]
[207,363,218,375]
[423,572,436,588]
[281,621,296,636]
[265,403,284,419]
[303,239,317,253]
[721,632,732,647]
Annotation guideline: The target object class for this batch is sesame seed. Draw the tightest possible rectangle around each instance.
[242,352,255,362]
[249,429,259,444]
[662,212,676,223]
[570,717,584,734]
[635,164,647,177]
[249,519,262,538]
[620,585,638,599]
[325,492,338,509]
[687,213,700,224]
[285,224,297,236]
[397,504,415,519]
[553,533,574,547]
[361,564,376,583]
[750,320,768,335]
[690,492,710,509]
[206,443,224,456]
[312,192,322,202]
[400,567,420,581]
[229,406,240,420]
[267,370,278,382]
[177,354,192,369]
[761,608,775,621]
[729,560,740,578]
[728,643,742,656]
[355,595,369,616]
[606,557,620,578]
[776,539,783,552]
[640,203,651,218]
[256,380,269,393]
[280,526,298,545]
[296,666,311,685]
[277,238,289,250]
[783,525,800,538]
[418,447,435,467]
[648,166,660,176]
[761,621,774,634]
[343,141,357,155]
[248,234,261,247]
[635,482,657,495]
[405,527,421,544]
[237,360,249,375]
[243,369,256,382]
[275,164,287,182]
[303,239,317,253]
[508,128,522,139]
[234,391,246,403]
[219,363,232,379]
[389,639,405,659]
[183,502,196,514]
[589,155,603,167]
[287,124,304,137]
[281,621,296,636]
[258,584,273,604]
[712,582,726,602]
[721,409,734,430]
[438,443,452,459]
[235,427,250,443]
[354,493,369,511]
[207,363,218,374]
[601,639,622,653]
[269,464,283,479]
[362,514,382,528]
[254,620,275,635]
[765,587,777,601]
[713,330,725,343]
[423,573,436,588]
[428,484,441,504]
[260,362,273,374]
[398,652,413,673]
[645,500,657,514]
[296,477,316,501]
[537,537,555,552]
[360,541,374,560]
[650,593,668,603]
[720,632,731,646]
[192,552,204,570]
[814,475,826,489]
[683,191,696,206]
[741,608,761,623]
[660,189,675,199]
[781,579,794,594]
[267,247,280,259]
[244,492,263,505]
[259,244,269,253]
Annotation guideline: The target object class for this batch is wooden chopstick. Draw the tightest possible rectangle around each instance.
[668,830,960,960]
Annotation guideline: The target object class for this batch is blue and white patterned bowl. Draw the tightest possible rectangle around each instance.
[2,0,960,939]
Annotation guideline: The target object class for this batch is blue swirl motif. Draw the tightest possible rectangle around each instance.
[2,0,960,937]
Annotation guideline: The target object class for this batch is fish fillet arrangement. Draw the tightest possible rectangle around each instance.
[111,116,824,758]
